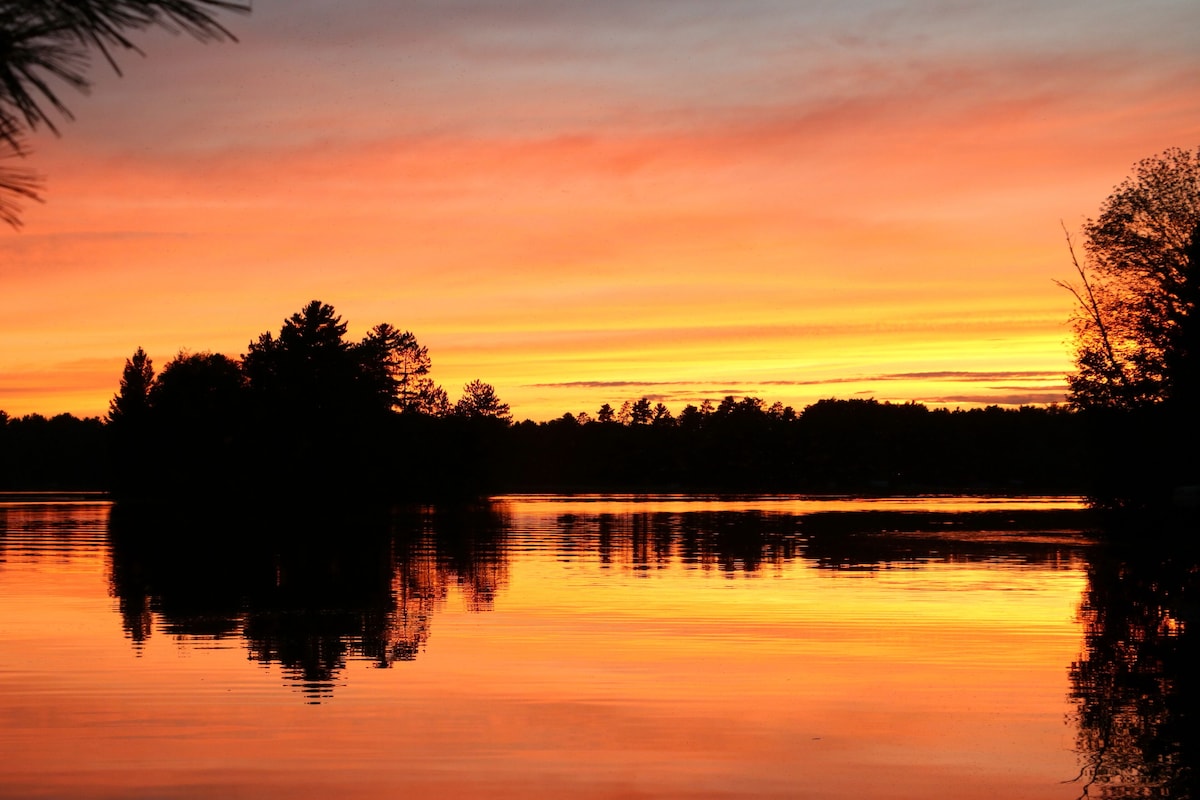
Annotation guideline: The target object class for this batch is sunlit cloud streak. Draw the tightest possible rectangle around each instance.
[529,371,1065,390]
[928,393,1070,406]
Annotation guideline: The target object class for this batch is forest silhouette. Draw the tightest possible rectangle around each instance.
[0,299,1106,501]
[3,296,1197,507]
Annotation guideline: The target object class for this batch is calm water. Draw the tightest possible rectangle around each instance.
[0,495,1189,799]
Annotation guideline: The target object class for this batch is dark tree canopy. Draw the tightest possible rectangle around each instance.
[150,350,244,420]
[239,301,449,421]
[242,300,366,416]
[0,0,249,226]
[1061,146,1200,410]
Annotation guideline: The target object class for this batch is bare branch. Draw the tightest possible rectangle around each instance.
[1058,220,1129,398]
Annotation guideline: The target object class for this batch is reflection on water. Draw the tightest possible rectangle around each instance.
[104,499,1092,701]
[108,503,509,701]
[1067,522,1199,799]
[1,494,1193,798]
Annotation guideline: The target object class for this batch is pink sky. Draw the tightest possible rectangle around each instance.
[2,1,1198,420]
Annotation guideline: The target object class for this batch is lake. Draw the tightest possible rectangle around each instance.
[0,494,1190,799]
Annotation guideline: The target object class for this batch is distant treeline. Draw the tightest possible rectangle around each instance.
[501,398,1090,494]
[0,299,1143,499]
[2,397,1097,497]
[0,411,107,490]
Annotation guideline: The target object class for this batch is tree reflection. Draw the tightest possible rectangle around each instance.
[547,507,1092,574]
[552,510,807,573]
[1068,519,1199,798]
[107,502,507,702]
[798,509,1092,571]
[106,498,1129,720]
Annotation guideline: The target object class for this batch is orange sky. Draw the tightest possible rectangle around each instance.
[2,1,1198,420]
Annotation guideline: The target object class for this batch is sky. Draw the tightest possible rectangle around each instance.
[2,0,1198,421]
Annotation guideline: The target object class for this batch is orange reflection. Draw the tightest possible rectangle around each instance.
[0,499,1090,799]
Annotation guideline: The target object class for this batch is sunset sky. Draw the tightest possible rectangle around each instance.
[2,0,1198,421]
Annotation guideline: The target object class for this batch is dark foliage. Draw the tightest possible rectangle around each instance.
[1061,147,1200,411]
[500,396,1088,495]
[12,392,1092,501]
[100,300,507,502]
[0,410,107,489]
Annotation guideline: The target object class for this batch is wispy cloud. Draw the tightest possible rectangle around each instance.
[786,371,1067,385]
[527,371,1065,390]
[925,393,1069,406]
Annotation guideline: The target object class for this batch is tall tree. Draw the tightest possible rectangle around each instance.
[107,345,154,423]
[0,0,249,226]
[356,323,439,413]
[630,397,652,425]
[1059,147,1200,410]
[107,345,155,493]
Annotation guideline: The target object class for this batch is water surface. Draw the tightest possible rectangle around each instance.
[0,495,1146,799]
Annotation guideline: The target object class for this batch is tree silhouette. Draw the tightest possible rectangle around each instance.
[242,300,367,416]
[616,400,632,425]
[107,345,154,424]
[99,300,490,500]
[1059,147,1200,410]
[630,397,652,425]
[1056,147,1200,503]
[454,379,510,421]
[106,345,156,493]
[0,0,249,226]
[356,323,444,413]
